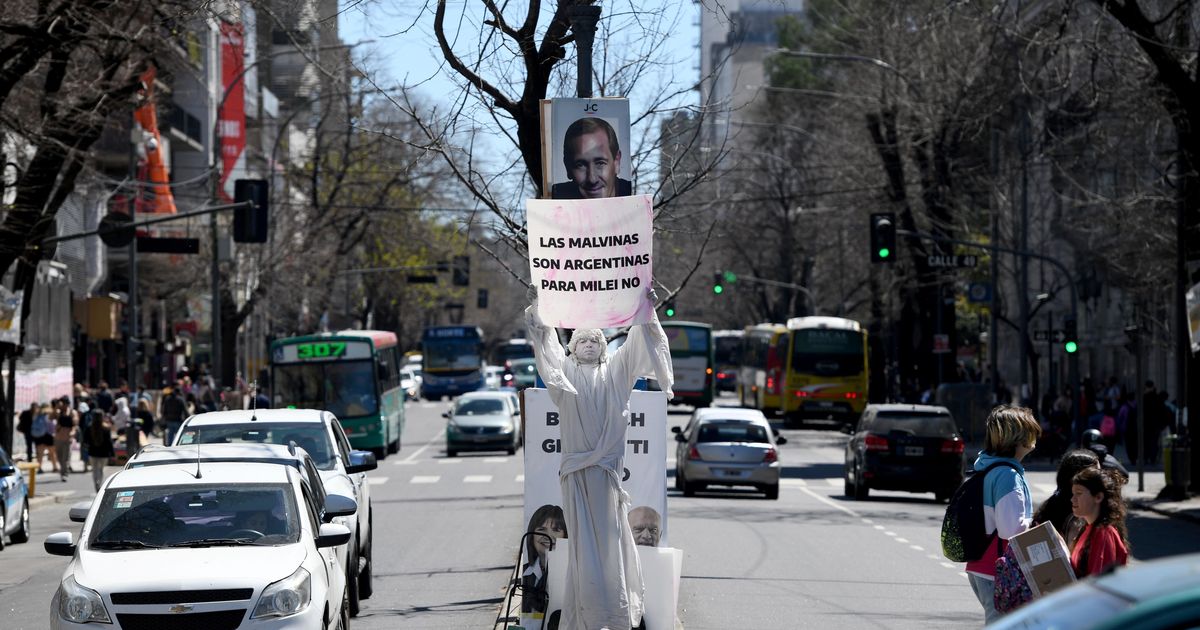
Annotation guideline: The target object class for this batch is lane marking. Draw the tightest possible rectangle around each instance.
[780,479,807,487]
[910,545,925,552]
[873,525,886,530]
[437,459,462,465]
[940,562,956,569]
[484,457,509,463]
[798,486,859,518]
[824,478,842,487]
[895,537,909,543]
[464,475,493,483]
[392,460,418,466]
[861,518,873,524]
[367,477,389,485]
[884,531,897,537]
[515,474,525,483]
[410,475,440,484]
[402,428,447,463]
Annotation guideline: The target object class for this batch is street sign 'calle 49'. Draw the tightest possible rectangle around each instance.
[927,254,978,268]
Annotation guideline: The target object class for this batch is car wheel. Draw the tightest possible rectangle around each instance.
[347,543,360,617]
[388,434,400,454]
[370,447,385,460]
[359,514,374,599]
[333,586,350,630]
[764,484,779,500]
[9,501,29,544]
[507,446,517,456]
[683,477,703,497]
[843,474,854,498]
[853,468,869,500]
[674,468,683,491]
[446,448,457,458]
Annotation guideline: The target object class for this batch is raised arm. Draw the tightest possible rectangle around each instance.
[524,289,577,395]
[610,289,674,397]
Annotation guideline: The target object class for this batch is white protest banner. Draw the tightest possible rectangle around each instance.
[526,195,654,329]
[522,388,673,630]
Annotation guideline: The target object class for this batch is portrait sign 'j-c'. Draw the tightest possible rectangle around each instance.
[541,98,633,200]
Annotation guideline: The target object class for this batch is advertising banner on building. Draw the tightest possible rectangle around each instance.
[133,66,177,214]
[540,98,632,200]
[526,195,654,329]
[218,20,247,201]
[0,284,22,346]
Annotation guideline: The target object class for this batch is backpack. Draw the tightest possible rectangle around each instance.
[940,461,1021,562]
[994,540,1034,612]
[31,413,52,438]
[1099,415,1117,438]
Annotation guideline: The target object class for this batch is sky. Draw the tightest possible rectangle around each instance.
[337,0,703,204]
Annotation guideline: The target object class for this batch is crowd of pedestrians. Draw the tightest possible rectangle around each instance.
[11,369,254,491]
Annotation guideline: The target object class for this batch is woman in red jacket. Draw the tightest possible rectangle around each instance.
[1069,467,1130,577]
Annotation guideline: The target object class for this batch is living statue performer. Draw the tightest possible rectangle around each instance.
[525,287,674,630]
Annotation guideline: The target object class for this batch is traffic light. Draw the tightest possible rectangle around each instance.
[1063,315,1078,353]
[664,299,676,318]
[452,255,470,286]
[233,179,269,243]
[713,272,724,295]
[869,212,896,263]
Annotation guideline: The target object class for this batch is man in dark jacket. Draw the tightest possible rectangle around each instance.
[94,381,114,415]
[1082,429,1129,483]
[160,384,188,445]
[16,402,38,460]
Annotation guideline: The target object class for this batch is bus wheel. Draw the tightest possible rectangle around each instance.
[387,436,400,454]
[370,447,385,459]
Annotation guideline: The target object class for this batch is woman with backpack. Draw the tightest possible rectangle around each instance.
[85,411,115,491]
[965,405,1041,624]
[1070,467,1129,578]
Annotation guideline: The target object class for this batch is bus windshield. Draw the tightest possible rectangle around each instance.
[273,360,378,418]
[425,339,482,371]
[664,327,709,354]
[790,329,864,377]
[715,336,741,365]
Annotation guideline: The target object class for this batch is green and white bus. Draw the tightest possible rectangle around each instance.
[661,321,715,408]
[270,330,406,458]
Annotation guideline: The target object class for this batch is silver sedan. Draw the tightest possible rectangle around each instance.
[672,408,786,500]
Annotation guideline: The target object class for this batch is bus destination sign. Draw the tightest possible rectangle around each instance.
[274,340,373,364]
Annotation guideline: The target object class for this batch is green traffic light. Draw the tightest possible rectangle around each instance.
[713,285,724,295]
[665,308,675,317]
[722,270,737,283]
[878,248,890,259]
[1064,341,1078,353]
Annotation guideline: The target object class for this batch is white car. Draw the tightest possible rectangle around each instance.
[44,460,354,629]
[483,365,505,390]
[399,367,420,400]
[173,409,376,617]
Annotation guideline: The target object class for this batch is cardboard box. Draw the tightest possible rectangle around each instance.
[1009,521,1077,597]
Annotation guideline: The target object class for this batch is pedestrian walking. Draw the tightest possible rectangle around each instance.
[16,402,37,461]
[31,403,58,473]
[77,402,92,472]
[965,405,1040,625]
[112,397,131,436]
[160,383,187,446]
[133,398,154,447]
[1069,467,1130,578]
[94,380,114,415]
[53,397,77,481]
[85,411,115,492]
[1082,429,1130,483]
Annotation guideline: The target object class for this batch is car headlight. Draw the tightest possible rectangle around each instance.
[58,575,111,624]
[251,567,311,619]
[499,423,514,434]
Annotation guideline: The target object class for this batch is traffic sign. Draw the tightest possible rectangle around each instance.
[1034,329,1066,342]
[967,282,992,303]
[927,254,978,268]
[932,333,951,354]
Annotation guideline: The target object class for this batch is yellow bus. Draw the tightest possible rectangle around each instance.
[781,316,868,427]
[737,323,789,415]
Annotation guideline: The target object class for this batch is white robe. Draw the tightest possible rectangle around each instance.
[525,306,674,630]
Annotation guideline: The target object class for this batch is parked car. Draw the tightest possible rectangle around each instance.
[672,408,786,500]
[124,441,375,617]
[843,404,964,502]
[0,444,30,550]
[504,358,539,390]
[44,460,354,629]
[989,552,1200,630]
[173,409,377,616]
[444,391,521,456]
[400,367,420,400]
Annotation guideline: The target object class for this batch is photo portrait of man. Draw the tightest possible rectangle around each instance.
[550,117,633,200]
[628,505,661,547]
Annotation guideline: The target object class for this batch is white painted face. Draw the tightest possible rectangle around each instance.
[574,339,602,364]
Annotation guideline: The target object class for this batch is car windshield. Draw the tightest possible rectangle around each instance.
[872,413,957,436]
[89,483,299,548]
[696,422,770,444]
[177,423,337,470]
[272,360,378,418]
[455,399,505,415]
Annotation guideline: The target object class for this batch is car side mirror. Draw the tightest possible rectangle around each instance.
[345,450,377,474]
[69,500,93,523]
[44,532,76,557]
[670,426,681,434]
[0,464,14,477]
[775,435,788,445]
[674,433,687,443]
[322,494,358,522]
[316,523,352,548]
